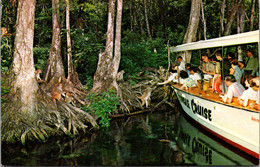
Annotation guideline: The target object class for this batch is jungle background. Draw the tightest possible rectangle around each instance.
[2,0,258,86]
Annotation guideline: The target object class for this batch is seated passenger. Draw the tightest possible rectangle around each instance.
[230,59,242,83]
[220,75,245,103]
[238,75,258,107]
[212,52,222,93]
[189,67,201,83]
[179,70,197,90]
[157,69,178,85]
[253,77,259,110]
[213,74,222,94]
[248,76,259,110]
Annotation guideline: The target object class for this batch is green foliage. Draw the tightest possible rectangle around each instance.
[1,81,10,104]
[1,37,13,73]
[69,28,105,85]
[82,90,120,128]
[33,46,50,70]
[121,32,168,78]
[127,73,140,86]
[80,75,94,90]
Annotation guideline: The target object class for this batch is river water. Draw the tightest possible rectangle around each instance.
[2,103,259,166]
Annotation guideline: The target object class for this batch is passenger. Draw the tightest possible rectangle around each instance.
[230,59,242,83]
[244,49,258,76]
[212,51,231,93]
[238,75,258,107]
[176,56,186,72]
[179,70,197,90]
[216,51,231,77]
[249,76,259,110]
[199,53,209,72]
[189,67,201,83]
[173,56,186,83]
[201,53,215,80]
[157,69,178,85]
[227,52,235,63]
[220,75,245,103]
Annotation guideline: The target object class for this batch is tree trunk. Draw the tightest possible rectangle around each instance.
[182,0,201,63]
[92,0,116,94]
[226,0,230,19]
[249,0,256,31]
[5,0,37,115]
[66,0,73,81]
[201,0,207,40]
[143,0,152,39]
[237,0,245,33]
[2,0,43,142]
[130,0,133,31]
[136,0,144,35]
[223,0,243,36]
[66,0,83,88]
[113,0,123,81]
[92,0,123,95]
[220,0,225,36]
[2,0,98,144]
[158,0,167,38]
[43,0,65,90]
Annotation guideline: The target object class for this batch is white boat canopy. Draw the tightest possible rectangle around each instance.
[171,30,259,52]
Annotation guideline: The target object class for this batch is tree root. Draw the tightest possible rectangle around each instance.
[1,86,98,144]
[109,109,151,118]
[113,66,176,116]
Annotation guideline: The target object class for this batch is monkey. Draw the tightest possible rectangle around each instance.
[157,66,166,80]
[137,86,152,108]
[64,92,75,106]
[158,66,165,74]
[116,70,125,81]
[51,77,64,106]
[1,27,12,38]
[35,69,42,81]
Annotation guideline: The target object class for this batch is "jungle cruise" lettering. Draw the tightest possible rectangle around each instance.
[178,93,212,121]
[192,138,212,164]
[191,99,212,121]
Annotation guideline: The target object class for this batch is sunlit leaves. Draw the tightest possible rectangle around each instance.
[82,90,120,128]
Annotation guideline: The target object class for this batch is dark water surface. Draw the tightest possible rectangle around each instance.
[2,104,259,166]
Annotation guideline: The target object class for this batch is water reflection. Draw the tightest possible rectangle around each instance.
[2,104,258,166]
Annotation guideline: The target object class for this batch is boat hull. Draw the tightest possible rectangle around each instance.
[172,86,259,159]
[176,114,257,165]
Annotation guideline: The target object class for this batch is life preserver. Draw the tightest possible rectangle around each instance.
[213,75,222,94]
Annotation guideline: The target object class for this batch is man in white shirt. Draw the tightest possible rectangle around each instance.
[176,56,186,72]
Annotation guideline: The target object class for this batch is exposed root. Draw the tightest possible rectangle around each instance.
[1,86,98,144]
[113,66,177,115]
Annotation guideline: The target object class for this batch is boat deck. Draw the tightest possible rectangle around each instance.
[171,83,259,113]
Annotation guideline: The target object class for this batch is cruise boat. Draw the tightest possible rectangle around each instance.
[170,30,259,159]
